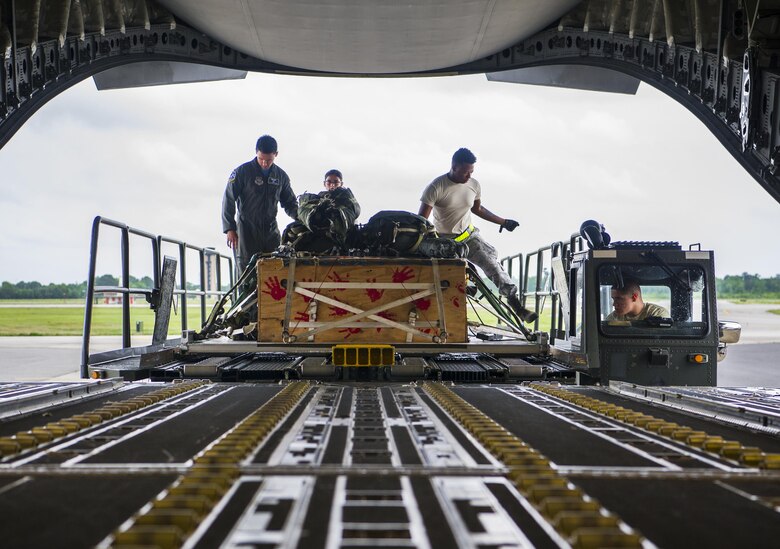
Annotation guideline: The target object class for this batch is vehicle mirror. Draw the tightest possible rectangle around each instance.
[719,321,742,344]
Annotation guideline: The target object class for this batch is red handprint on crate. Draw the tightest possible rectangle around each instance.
[330,306,349,317]
[451,296,460,308]
[327,271,350,290]
[414,297,431,311]
[262,276,286,301]
[365,278,385,302]
[392,266,415,283]
[294,311,310,322]
[338,327,362,339]
[456,281,466,294]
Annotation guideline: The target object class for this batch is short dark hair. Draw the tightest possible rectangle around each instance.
[612,279,641,295]
[256,135,278,153]
[452,148,477,165]
[324,169,343,180]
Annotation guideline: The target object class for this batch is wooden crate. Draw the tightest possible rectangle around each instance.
[257,257,467,343]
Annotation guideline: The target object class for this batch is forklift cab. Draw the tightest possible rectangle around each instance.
[597,262,708,337]
[558,242,720,386]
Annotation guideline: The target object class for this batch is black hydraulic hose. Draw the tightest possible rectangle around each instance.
[466,265,535,341]
[200,258,258,335]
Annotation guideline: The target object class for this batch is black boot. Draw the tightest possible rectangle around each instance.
[507,293,538,324]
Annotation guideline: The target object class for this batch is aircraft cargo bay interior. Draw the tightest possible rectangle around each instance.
[1,2,780,548]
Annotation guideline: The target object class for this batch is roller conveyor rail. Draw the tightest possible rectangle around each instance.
[0,380,124,420]
[611,382,780,434]
[0,376,778,548]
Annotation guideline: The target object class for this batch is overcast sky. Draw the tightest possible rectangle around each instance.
[0,71,778,284]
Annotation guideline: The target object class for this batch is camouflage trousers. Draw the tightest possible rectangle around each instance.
[466,233,517,297]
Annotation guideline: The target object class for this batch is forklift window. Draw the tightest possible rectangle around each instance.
[598,264,707,338]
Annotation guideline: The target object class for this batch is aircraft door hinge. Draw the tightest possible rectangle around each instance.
[740,46,758,152]
[769,147,780,175]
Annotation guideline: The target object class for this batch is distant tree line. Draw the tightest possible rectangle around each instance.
[0,274,154,299]
[1,280,88,299]
[2,273,778,299]
[0,274,212,299]
[716,273,780,298]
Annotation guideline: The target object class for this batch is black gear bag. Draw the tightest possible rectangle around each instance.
[362,211,436,256]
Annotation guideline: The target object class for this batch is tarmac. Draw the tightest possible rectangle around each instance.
[0,300,777,385]
[0,335,152,381]
[712,300,780,386]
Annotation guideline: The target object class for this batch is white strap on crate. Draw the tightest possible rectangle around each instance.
[282,257,297,337]
[431,258,448,342]
[288,286,439,342]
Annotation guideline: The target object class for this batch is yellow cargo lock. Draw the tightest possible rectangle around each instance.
[332,344,394,367]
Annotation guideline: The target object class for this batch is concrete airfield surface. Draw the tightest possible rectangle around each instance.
[713,300,780,386]
[0,300,777,385]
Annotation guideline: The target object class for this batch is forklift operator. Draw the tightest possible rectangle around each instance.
[607,281,669,321]
[418,147,537,324]
[222,135,299,275]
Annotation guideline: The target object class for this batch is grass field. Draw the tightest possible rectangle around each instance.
[467,300,554,334]
[0,297,553,336]
[0,301,214,336]
[723,298,780,305]
[5,297,775,335]
[0,298,84,305]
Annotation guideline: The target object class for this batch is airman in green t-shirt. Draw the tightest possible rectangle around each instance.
[606,281,669,321]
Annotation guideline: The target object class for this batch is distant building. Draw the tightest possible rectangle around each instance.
[205,249,218,292]
[98,292,135,305]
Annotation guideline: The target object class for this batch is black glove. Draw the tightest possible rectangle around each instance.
[500,219,519,233]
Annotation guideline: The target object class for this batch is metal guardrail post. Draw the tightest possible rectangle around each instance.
[199,248,207,323]
[179,242,187,331]
[523,251,535,307]
[120,223,131,349]
[81,216,102,379]
[215,249,224,297]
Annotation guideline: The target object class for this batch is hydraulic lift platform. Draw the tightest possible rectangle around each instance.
[84,336,549,382]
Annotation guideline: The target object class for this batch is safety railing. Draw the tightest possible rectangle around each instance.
[158,236,232,333]
[81,216,234,378]
[503,234,583,343]
[499,252,524,295]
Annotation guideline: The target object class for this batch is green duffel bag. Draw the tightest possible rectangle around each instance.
[297,187,361,239]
